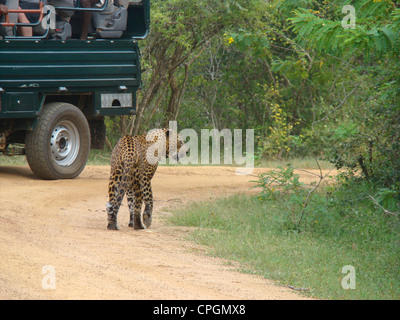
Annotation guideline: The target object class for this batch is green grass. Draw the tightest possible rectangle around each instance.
[84,148,334,170]
[0,149,112,166]
[168,191,400,300]
[0,155,27,165]
[1,148,332,170]
[255,156,332,170]
[87,149,112,165]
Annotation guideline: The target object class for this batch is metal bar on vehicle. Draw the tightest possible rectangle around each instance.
[1,1,44,27]
[52,0,108,12]
[0,0,148,40]
[0,0,111,28]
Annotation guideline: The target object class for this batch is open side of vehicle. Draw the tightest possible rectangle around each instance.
[0,0,150,179]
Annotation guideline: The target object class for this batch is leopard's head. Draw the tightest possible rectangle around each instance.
[145,128,187,164]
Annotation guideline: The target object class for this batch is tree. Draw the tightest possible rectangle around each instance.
[290,0,400,193]
[130,0,263,135]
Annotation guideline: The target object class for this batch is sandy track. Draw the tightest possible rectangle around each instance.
[0,165,322,300]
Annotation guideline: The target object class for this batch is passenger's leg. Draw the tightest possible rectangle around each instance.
[80,0,98,40]
[17,8,32,36]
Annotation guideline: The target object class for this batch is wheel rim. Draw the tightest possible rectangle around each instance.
[50,120,80,166]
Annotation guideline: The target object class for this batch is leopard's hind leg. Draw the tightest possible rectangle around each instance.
[107,162,131,230]
[140,175,153,229]
[127,172,145,229]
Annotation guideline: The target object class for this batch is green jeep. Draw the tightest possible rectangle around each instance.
[0,0,149,179]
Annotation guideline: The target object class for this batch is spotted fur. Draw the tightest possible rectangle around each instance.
[106,128,186,230]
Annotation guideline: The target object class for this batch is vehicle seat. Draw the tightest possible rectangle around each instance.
[30,0,73,38]
[48,0,75,21]
[92,2,127,39]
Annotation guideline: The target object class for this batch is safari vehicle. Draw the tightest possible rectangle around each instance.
[0,0,149,179]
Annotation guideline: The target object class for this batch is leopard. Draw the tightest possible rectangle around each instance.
[106,128,187,230]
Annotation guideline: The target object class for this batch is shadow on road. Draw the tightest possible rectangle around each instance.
[0,166,37,180]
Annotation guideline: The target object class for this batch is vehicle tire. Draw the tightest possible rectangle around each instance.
[25,102,91,180]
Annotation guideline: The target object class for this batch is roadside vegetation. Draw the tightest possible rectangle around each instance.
[159,0,398,299]
[169,167,400,299]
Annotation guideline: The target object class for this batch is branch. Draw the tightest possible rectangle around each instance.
[173,63,190,121]
[105,136,113,152]
[369,196,399,217]
[312,78,363,133]
[287,285,310,292]
[296,155,344,229]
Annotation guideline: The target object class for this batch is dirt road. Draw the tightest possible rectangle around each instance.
[0,165,323,300]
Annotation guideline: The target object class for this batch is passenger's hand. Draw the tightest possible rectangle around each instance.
[0,4,8,17]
